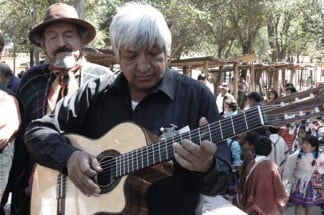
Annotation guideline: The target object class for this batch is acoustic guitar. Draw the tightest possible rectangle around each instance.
[31,91,324,215]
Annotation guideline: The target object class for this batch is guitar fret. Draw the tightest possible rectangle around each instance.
[152,144,155,165]
[120,155,125,175]
[208,124,212,142]
[117,156,121,177]
[131,151,134,173]
[146,146,149,168]
[164,139,169,160]
[198,128,202,144]
[219,120,223,140]
[230,116,235,135]
[125,154,128,175]
[244,111,249,130]
[158,141,161,162]
[140,147,144,169]
[136,149,138,171]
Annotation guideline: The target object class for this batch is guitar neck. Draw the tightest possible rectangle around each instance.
[114,105,266,178]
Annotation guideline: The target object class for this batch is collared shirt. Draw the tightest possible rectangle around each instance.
[25,68,231,215]
[4,61,112,213]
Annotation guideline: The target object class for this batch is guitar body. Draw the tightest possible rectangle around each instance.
[31,122,170,215]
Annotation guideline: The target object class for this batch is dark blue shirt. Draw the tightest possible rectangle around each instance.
[25,69,231,215]
[7,75,20,94]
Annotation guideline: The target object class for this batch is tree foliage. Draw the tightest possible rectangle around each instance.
[0,0,322,65]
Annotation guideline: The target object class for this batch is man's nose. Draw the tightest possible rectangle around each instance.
[136,53,151,72]
[57,36,67,47]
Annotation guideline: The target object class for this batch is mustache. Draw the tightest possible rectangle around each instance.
[54,45,73,56]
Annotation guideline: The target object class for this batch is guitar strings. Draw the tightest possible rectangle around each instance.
[56,99,323,190]
[96,103,323,180]
[98,105,266,178]
[97,105,286,176]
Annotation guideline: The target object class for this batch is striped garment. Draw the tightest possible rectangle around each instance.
[19,62,111,121]
[3,61,112,215]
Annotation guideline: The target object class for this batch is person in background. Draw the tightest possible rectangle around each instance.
[197,73,207,84]
[24,2,231,215]
[223,97,239,117]
[228,77,234,94]
[268,89,279,101]
[268,127,289,175]
[216,82,235,116]
[0,83,21,205]
[0,62,21,93]
[237,74,248,110]
[237,131,259,195]
[1,3,112,214]
[284,83,297,96]
[239,135,287,215]
[291,124,310,153]
[245,91,263,109]
[283,136,324,215]
[223,99,242,205]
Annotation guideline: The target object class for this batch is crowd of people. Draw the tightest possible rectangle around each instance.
[207,76,324,214]
[0,2,323,215]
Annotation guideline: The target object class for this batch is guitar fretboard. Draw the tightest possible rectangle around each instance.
[114,105,266,178]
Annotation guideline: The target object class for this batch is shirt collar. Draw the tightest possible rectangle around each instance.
[152,68,174,100]
[113,68,175,100]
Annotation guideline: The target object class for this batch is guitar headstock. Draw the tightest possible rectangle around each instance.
[263,90,324,128]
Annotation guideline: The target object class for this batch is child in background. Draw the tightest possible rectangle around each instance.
[291,124,310,153]
[240,136,287,215]
[237,131,259,199]
[283,135,324,215]
[222,99,242,203]
[224,136,242,205]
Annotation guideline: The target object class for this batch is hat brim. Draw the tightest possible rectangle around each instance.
[29,18,96,47]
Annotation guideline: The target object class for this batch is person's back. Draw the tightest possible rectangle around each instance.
[268,127,289,174]
[240,135,287,215]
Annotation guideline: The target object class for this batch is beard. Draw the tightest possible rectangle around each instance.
[53,45,77,69]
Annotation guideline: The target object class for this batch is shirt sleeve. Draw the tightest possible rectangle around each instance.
[0,91,21,148]
[24,77,104,174]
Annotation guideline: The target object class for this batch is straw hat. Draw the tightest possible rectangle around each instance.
[29,3,96,47]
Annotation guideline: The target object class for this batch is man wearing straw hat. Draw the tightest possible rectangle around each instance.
[1,3,112,214]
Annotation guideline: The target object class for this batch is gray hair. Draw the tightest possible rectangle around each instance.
[109,2,172,60]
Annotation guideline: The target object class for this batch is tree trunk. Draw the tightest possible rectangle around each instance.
[74,0,85,19]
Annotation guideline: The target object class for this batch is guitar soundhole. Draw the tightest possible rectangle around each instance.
[94,149,121,194]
